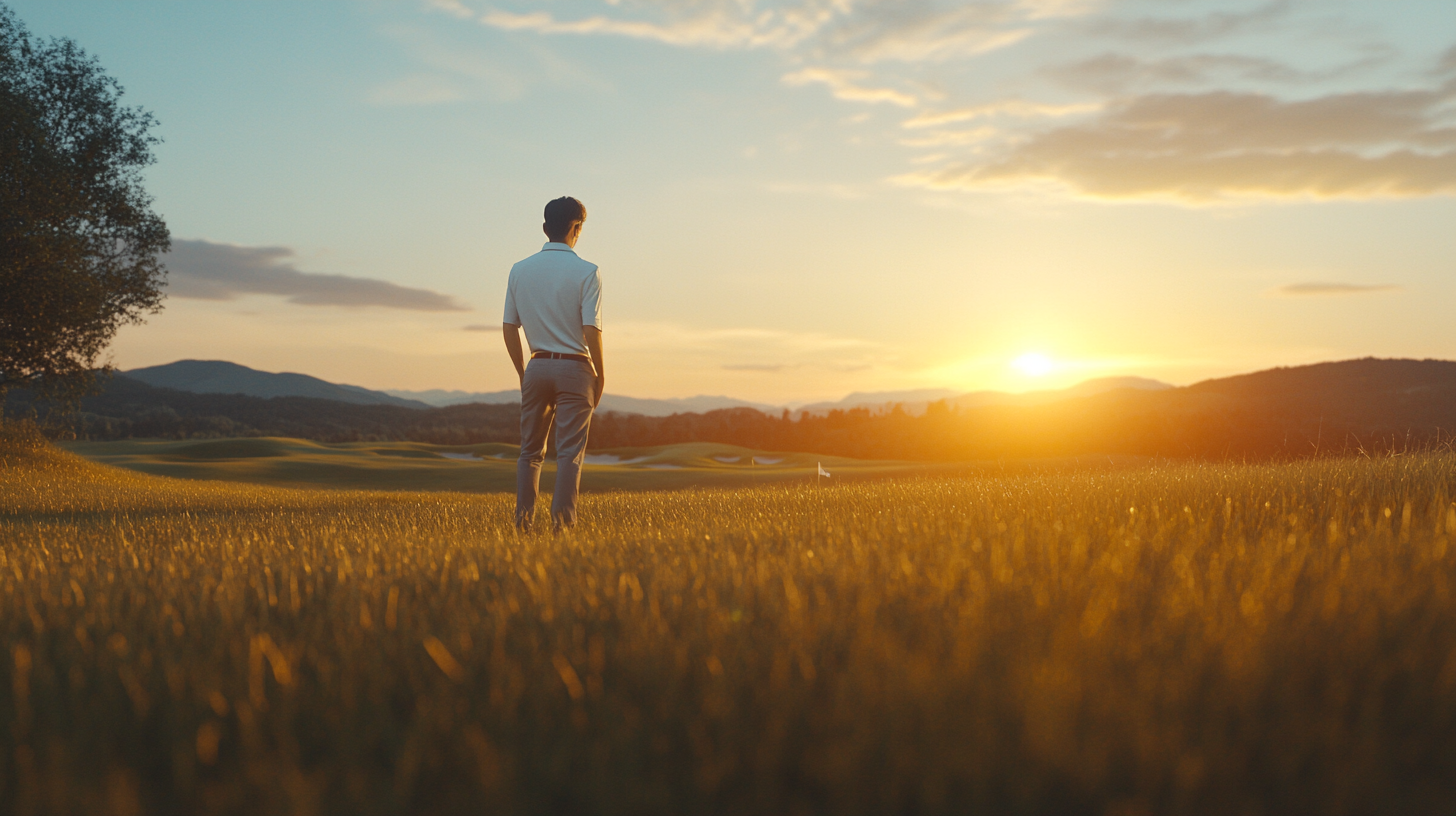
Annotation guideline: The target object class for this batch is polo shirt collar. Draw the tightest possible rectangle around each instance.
[542,242,576,252]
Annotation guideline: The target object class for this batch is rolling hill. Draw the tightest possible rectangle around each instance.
[795,377,1173,415]
[9,358,1455,464]
[585,359,1456,460]
[58,438,988,493]
[125,360,430,408]
[385,387,783,417]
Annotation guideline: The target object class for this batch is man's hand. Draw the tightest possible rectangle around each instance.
[583,326,605,409]
[502,323,526,378]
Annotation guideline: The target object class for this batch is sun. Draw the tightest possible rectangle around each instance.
[1011,352,1055,377]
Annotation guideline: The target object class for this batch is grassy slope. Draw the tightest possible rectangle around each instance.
[5,430,1456,814]
[60,437,1049,493]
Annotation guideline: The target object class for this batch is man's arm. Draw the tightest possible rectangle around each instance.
[583,326,605,408]
[502,323,526,384]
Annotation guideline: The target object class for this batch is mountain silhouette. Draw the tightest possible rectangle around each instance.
[123,360,431,409]
[384,387,782,417]
[796,377,1173,416]
[9,358,1454,462]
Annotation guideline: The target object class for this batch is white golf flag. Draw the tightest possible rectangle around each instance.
[817,462,830,477]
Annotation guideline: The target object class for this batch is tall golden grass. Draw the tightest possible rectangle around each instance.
[3,427,1456,814]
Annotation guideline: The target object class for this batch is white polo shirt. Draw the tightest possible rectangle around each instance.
[502,242,603,357]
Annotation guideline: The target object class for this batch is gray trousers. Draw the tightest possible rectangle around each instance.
[516,358,595,529]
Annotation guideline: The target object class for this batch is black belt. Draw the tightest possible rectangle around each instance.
[532,351,591,364]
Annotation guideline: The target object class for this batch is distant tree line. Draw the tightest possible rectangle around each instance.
[5,375,519,444]
[591,358,1456,460]
[7,359,1456,462]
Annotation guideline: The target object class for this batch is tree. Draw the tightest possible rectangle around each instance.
[0,4,168,409]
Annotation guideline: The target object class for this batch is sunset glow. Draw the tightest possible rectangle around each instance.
[1012,353,1055,378]
[10,0,1453,404]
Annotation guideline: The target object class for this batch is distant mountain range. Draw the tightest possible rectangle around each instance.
[584,358,1456,461]
[10,357,1456,461]
[383,387,782,417]
[125,360,1172,418]
[125,361,431,409]
[795,377,1173,415]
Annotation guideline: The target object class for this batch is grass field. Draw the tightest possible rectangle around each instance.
[6,425,1456,814]
[60,437,1001,493]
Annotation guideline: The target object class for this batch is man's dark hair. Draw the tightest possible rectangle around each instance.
[543,196,586,242]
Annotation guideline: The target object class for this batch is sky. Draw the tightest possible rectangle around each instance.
[11,0,1456,404]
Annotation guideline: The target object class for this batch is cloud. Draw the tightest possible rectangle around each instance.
[899,127,998,148]
[898,87,1456,201]
[782,67,916,106]
[430,1,1450,209]
[1276,283,1402,297]
[1045,49,1396,95]
[165,240,471,311]
[462,324,501,332]
[903,99,1100,128]
[1087,0,1293,45]
[1047,53,1300,94]
[813,2,1039,63]
[425,0,474,20]
[478,7,821,50]
[470,1,1087,62]
[1439,45,1456,76]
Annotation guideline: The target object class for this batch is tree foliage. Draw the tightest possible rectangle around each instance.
[0,4,168,404]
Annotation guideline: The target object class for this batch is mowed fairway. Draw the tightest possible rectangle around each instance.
[60,438,992,493]
[5,429,1456,815]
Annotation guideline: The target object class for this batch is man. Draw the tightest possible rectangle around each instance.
[502,196,605,532]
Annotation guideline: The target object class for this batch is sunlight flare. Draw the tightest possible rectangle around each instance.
[1012,352,1055,377]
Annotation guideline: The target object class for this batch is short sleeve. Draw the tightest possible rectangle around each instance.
[581,268,603,329]
[502,273,519,324]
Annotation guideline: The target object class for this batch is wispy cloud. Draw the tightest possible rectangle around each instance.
[1275,283,1402,297]
[898,86,1456,201]
[424,0,474,20]
[426,2,1456,207]
[465,1,1085,61]
[1042,51,1392,95]
[816,3,1038,63]
[462,324,501,332]
[478,6,825,50]
[903,99,1100,128]
[783,67,916,106]
[1439,45,1456,76]
[1086,0,1293,45]
[899,128,998,148]
[166,240,470,311]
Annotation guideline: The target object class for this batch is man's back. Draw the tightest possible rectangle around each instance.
[502,196,603,531]
[503,244,602,357]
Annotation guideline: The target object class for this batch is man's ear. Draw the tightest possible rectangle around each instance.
[543,223,551,239]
